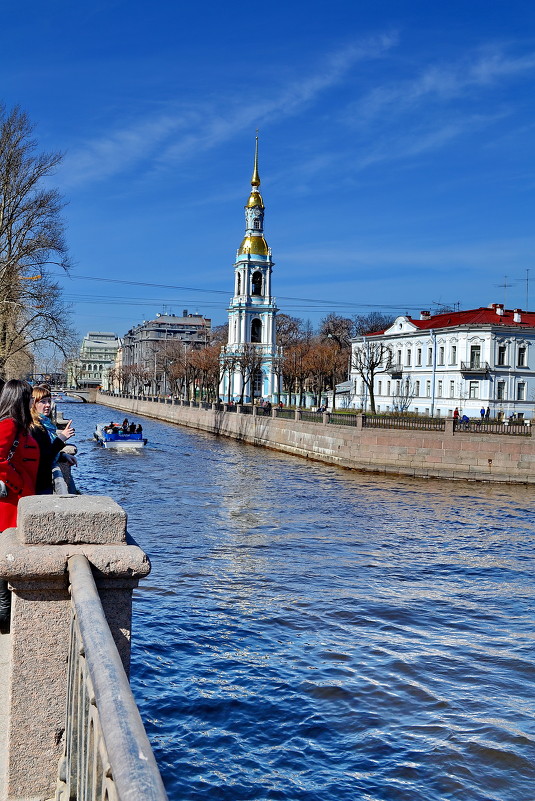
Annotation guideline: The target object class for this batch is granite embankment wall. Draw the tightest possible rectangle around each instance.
[96,394,535,484]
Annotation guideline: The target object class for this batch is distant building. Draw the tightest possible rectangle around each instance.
[122,311,211,371]
[219,137,280,402]
[69,332,119,388]
[350,304,535,419]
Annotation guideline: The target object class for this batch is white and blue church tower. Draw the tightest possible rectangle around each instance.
[220,138,280,402]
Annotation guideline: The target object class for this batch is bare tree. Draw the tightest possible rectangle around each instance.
[353,312,395,336]
[0,104,73,380]
[276,313,305,348]
[351,339,392,413]
[392,377,417,413]
[235,344,263,405]
[319,313,354,346]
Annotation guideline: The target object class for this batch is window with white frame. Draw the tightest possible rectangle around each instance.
[450,380,455,398]
[406,349,412,366]
[415,380,420,396]
[426,380,431,397]
[497,381,506,400]
[378,380,382,395]
[417,348,422,366]
[469,381,479,399]
[497,344,507,366]
[427,347,433,365]
[438,346,445,365]
[437,380,443,397]
[450,345,457,364]
[397,349,402,365]
[518,346,526,367]
[517,382,526,401]
[387,381,391,395]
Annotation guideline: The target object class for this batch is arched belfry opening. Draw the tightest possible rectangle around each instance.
[251,319,262,343]
[237,273,241,295]
[251,271,262,296]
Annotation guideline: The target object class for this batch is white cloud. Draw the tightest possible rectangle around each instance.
[59,33,397,188]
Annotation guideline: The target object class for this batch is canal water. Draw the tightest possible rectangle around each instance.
[70,403,535,801]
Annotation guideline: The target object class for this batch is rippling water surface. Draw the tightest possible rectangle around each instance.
[71,403,535,801]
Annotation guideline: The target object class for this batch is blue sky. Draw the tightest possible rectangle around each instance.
[2,0,535,339]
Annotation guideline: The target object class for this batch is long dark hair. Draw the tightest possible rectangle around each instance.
[0,379,33,432]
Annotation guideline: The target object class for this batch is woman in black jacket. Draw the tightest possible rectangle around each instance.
[30,386,75,494]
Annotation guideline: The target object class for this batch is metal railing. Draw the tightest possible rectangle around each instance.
[363,415,446,431]
[240,405,254,415]
[56,555,167,801]
[329,413,359,427]
[455,420,531,436]
[460,361,490,373]
[300,410,323,424]
[275,409,295,420]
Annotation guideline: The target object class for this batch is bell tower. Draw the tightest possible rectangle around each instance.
[220,137,279,402]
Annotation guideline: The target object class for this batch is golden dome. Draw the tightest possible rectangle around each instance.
[238,235,269,256]
[246,190,264,209]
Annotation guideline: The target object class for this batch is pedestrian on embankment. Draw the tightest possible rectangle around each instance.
[30,385,76,495]
[0,380,40,632]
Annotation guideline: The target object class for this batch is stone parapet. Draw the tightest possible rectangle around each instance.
[0,495,150,801]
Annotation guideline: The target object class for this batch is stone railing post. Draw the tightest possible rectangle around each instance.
[356,414,364,431]
[445,418,455,436]
[0,495,150,801]
[322,412,330,425]
[236,404,243,415]
[271,408,278,418]
[252,405,258,417]
[295,409,302,422]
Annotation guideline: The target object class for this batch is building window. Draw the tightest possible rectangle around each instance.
[251,271,262,296]
[415,380,420,396]
[437,380,443,397]
[470,345,481,369]
[517,382,526,401]
[378,380,382,395]
[426,380,431,397]
[416,348,422,366]
[396,380,401,393]
[236,273,241,295]
[251,319,262,343]
[253,218,261,230]
[497,344,506,366]
[438,347,445,365]
[406,349,412,366]
[518,346,526,367]
[253,370,263,394]
[450,345,457,364]
[497,381,506,400]
[427,347,433,366]
[450,380,455,398]
[397,349,402,365]
[469,381,479,399]
[387,381,391,395]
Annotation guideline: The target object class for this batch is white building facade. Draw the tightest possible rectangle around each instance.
[69,332,119,388]
[350,304,535,419]
[219,138,280,402]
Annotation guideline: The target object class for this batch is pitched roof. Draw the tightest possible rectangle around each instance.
[368,306,535,335]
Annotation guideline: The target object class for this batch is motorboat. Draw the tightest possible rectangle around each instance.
[94,424,147,449]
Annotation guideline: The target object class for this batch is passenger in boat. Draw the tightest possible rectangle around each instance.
[122,418,129,432]
[136,424,143,434]
[129,422,136,434]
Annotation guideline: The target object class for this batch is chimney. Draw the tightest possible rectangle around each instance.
[420,310,431,320]
[183,309,188,317]
[496,304,504,316]
[514,309,522,323]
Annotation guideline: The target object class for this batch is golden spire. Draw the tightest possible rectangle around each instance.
[251,133,260,187]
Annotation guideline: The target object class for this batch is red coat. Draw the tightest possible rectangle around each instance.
[0,418,39,532]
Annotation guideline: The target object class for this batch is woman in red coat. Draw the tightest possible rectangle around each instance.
[0,380,39,631]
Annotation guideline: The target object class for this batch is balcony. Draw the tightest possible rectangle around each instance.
[461,361,490,375]
[386,362,403,376]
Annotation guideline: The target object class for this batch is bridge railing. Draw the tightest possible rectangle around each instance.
[0,495,163,801]
[56,554,167,801]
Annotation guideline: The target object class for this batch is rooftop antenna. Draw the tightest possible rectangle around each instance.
[498,275,512,308]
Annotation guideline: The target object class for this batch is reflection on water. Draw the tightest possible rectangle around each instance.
[72,404,535,801]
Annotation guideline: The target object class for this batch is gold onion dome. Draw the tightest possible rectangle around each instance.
[238,235,269,256]
[246,189,264,209]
